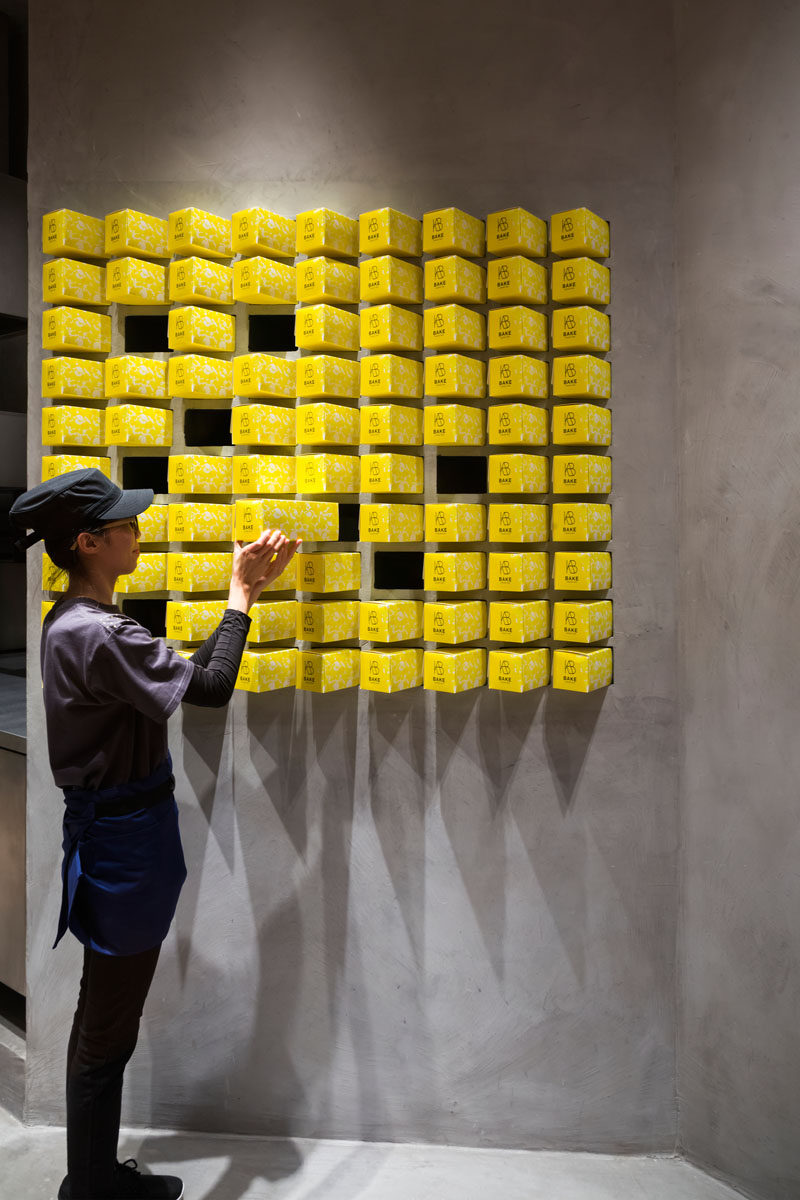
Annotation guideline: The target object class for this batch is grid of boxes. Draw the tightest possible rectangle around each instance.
[39,202,612,695]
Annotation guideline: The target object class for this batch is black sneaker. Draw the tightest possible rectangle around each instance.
[56,1159,184,1199]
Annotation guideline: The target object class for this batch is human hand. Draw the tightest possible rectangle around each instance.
[228,529,302,612]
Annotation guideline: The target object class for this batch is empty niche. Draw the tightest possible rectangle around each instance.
[184,408,233,447]
[436,454,487,494]
[120,599,167,638]
[122,455,169,494]
[249,314,296,352]
[124,315,170,353]
[338,503,359,542]
[374,550,424,590]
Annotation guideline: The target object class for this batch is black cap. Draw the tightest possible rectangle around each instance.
[8,468,154,553]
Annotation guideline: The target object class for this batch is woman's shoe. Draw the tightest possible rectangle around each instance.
[116,1159,184,1199]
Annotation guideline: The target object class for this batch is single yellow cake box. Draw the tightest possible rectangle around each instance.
[167,551,233,592]
[360,255,423,305]
[42,357,105,401]
[487,257,548,305]
[105,404,172,447]
[552,403,612,446]
[423,551,486,591]
[42,554,67,593]
[168,502,233,542]
[424,255,486,304]
[359,208,422,258]
[42,454,110,481]
[553,600,613,643]
[298,552,361,593]
[361,354,423,400]
[296,304,359,353]
[114,553,167,594]
[486,207,547,257]
[233,208,295,259]
[551,258,610,306]
[488,648,550,692]
[169,258,233,305]
[297,648,360,693]
[168,305,235,353]
[168,355,233,399]
[234,257,296,305]
[487,403,548,446]
[424,304,485,352]
[166,599,227,641]
[424,600,486,644]
[360,648,423,693]
[553,551,612,591]
[550,208,610,259]
[488,551,549,592]
[105,356,168,401]
[423,648,486,693]
[488,453,549,494]
[296,208,358,259]
[423,208,485,258]
[236,648,297,692]
[137,504,169,543]
[551,502,612,541]
[43,307,111,354]
[44,259,106,307]
[552,306,610,353]
[299,256,359,305]
[106,257,167,305]
[234,499,338,542]
[297,402,359,445]
[296,355,360,400]
[232,454,296,494]
[298,600,359,643]
[552,454,612,495]
[361,452,424,493]
[489,600,551,643]
[168,208,232,259]
[488,306,547,353]
[489,503,549,543]
[360,304,423,353]
[246,599,298,642]
[424,404,485,446]
[488,355,548,400]
[360,404,422,445]
[234,353,294,400]
[232,403,295,446]
[424,354,486,399]
[425,503,486,542]
[552,354,611,400]
[42,209,106,259]
[105,209,169,260]
[359,503,424,542]
[552,646,613,692]
[168,454,232,495]
[359,600,423,642]
[42,405,104,447]
[297,452,360,494]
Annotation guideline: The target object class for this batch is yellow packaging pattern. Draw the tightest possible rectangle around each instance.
[552,258,610,306]
[423,552,486,591]
[550,208,610,259]
[424,304,485,352]
[232,404,295,446]
[247,600,298,642]
[297,402,359,445]
[42,210,105,259]
[425,503,486,542]
[360,503,424,542]
[168,454,232,494]
[296,304,359,353]
[424,354,486,399]
[488,453,549,494]
[488,306,547,352]
[359,600,423,642]
[236,648,297,692]
[423,648,486,693]
[42,406,104,447]
[359,208,422,258]
[105,209,169,260]
[298,600,359,643]
[297,452,360,494]
[296,208,358,259]
[360,649,423,693]
[42,553,67,592]
[360,404,422,446]
[551,503,612,542]
[488,355,548,400]
[297,648,360,692]
[552,454,612,495]
[423,208,485,258]
[360,304,423,353]
[488,552,549,592]
[361,453,423,493]
[137,504,169,543]
[167,552,232,592]
[552,354,611,400]
[43,307,111,354]
[489,600,551,643]
[424,600,486,644]
[168,208,232,259]
[42,454,110,482]
[553,600,613,643]
[114,553,167,593]
[168,306,235,353]
[234,257,296,305]
[552,306,610,353]
[300,256,359,305]
[169,258,233,305]
[361,354,423,400]
[233,208,295,259]
[423,256,486,304]
[488,648,550,692]
[487,403,548,445]
[298,552,361,593]
[234,353,294,399]
[168,503,233,542]
[296,355,359,400]
[487,257,548,305]
[44,259,106,307]
[166,599,227,641]
[553,551,612,592]
[105,356,168,400]
[424,404,485,446]
[359,256,423,305]
[489,504,549,543]
[552,403,612,446]
[552,647,613,692]
[106,258,167,305]
[106,404,173,447]
[233,454,296,494]
[486,207,547,258]
[168,355,233,399]
[235,498,338,542]
[42,357,104,401]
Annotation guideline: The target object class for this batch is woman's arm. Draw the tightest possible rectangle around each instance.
[182,610,251,708]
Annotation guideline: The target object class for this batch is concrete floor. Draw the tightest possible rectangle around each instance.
[0,1109,746,1200]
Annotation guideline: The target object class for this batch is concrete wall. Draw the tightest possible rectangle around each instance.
[24,0,679,1151]
[676,2,800,1196]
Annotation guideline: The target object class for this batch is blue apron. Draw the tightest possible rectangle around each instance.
[54,752,188,957]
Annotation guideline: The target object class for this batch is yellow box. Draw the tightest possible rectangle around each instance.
[424,354,486,399]
[488,453,549,493]
[298,600,359,643]
[489,600,550,643]
[168,454,232,494]
[424,255,486,304]
[235,498,338,542]
[43,209,106,259]
[105,209,169,260]
[296,208,358,259]
[550,208,610,259]
[360,304,423,353]
[247,599,297,642]
[361,452,423,493]
[298,552,361,593]
[297,402,359,446]
[167,551,232,592]
[359,600,423,642]
[105,356,168,401]
[233,207,295,259]
[106,404,173,447]
[552,258,610,305]
[486,207,547,257]
[299,256,359,305]
[359,208,422,258]
[296,355,360,400]
[423,208,485,258]
[114,553,167,593]
[231,404,295,446]
[42,553,67,592]
[297,648,360,692]
[43,259,106,307]
[168,306,235,353]
[169,258,233,305]
[296,304,359,353]
[42,357,105,401]
[360,503,424,542]
[424,404,485,446]
[553,551,612,591]
[42,405,104,447]
[552,355,611,401]
[234,353,294,400]
[423,552,486,591]
[552,306,610,353]
[236,648,297,692]
[487,403,547,445]
[553,600,613,643]
[487,257,548,305]
[43,307,111,354]
[361,354,423,401]
[41,600,56,619]
[488,355,548,400]
[488,552,549,592]
[489,504,549,543]
[168,355,233,399]
[168,208,232,259]
[42,454,110,482]
[552,646,613,692]
[424,600,486,644]
[297,452,360,494]
[137,504,169,543]
[106,257,167,305]
[425,503,486,542]
[166,599,227,641]
[488,306,547,352]
[360,649,423,692]
[360,404,422,446]
[423,648,486,692]
[233,454,295,494]
[424,304,485,352]
[168,502,233,542]
[488,648,550,692]
[551,502,612,541]
[552,403,611,447]
[552,454,612,495]
[360,256,423,304]
[234,256,296,305]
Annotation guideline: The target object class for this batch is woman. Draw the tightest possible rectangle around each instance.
[10,467,300,1200]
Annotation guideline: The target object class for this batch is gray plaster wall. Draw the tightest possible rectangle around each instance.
[24,0,679,1152]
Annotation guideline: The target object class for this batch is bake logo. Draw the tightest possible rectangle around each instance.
[498,657,511,683]
[499,362,512,386]
[241,264,253,291]
[564,411,577,430]
[563,508,577,531]
[110,216,120,242]
[368,263,379,288]
[173,511,185,535]
[434,361,446,385]
[499,460,511,482]
[432,312,445,336]
[45,266,56,295]
[237,215,249,239]
[564,658,577,678]
[434,509,447,533]
[368,361,381,386]
[368,510,380,534]
[45,412,57,437]
[303,312,315,335]
[433,262,446,287]
[499,510,512,534]
[368,312,380,337]
[304,362,315,386]
[497,262,510,286]
[110,411,122,435]
[240,361,251,384]
[304,559,315,582]
[109,362,122,389]
[303,216,315,242]
[172,560,184,584]
[239,661,251,685]
[301,461,315,487]
[564,313,577,333]
[175,264,187,290]
[498,312,511,337]
[433,410,445,431]
[303,658,315,682]
[564,362,577,381]
[499,608,512,633]
[367,215,379,240]
[47,217,57,242]
[433,610,445,633]
[368,412,381,435]
[174,215,184,239]
[303,265,315,290]
[111,264,122,291]
[563,264,576,286]
[46,363,56,388]
[498,558,511,583]
[367,609,379,633]
[175,315,185,339]
[368,659,381,682]
[432,659,445,682]
[431,214,444,240]
[304,409,316,433]
[237,462,251,487]
[565,609,578,630]
[566,558,579,581]
[496,214,509,240]
[565,462,577,480]
[303,609,315,633]
[433,559,445,583]
[499,409,511,431]
[369,460,381,484]
[561,216,575,239]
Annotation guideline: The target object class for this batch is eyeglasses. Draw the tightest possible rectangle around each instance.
[69,517,140,551]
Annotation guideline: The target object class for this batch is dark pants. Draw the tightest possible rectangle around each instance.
[66,942,161,1199]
